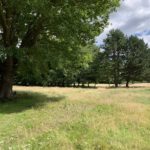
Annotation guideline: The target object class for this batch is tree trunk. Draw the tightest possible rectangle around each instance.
[77,82,80,87]
[82,82,85,87]
[115,82,118,88]
[73,83,76,87]
[114,70,119,88]
[94,82,97,87]
[0,57,13,99]
[126,80,129,88]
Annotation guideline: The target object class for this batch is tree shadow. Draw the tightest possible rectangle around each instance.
[106,86,149,89]
[0,91,65,114]
[73,86,98,89]
[50,85,98,89]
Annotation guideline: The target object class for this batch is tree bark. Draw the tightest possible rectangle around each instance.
[0,57,13,99]
[115,83,118,88]
[126,80,129,88]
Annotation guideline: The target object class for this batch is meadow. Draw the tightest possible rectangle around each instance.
[0,84,150,150]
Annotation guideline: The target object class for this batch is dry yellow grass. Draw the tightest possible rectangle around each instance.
[0,84,149,150]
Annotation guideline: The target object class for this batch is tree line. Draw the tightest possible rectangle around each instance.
[15,29,150,88]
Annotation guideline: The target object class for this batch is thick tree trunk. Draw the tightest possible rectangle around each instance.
[0,57,13,99]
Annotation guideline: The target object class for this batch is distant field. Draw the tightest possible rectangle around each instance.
[0,84,150,150]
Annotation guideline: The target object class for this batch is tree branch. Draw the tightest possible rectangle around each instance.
[21,16,44,48]
[0,0,17,47]
[0,0,7,33]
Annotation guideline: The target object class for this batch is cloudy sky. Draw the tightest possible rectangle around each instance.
[96,0,150,47]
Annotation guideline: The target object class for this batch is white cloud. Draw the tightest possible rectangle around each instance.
[96,0,150,47]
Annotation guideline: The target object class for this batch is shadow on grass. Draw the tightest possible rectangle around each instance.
[50,85,98,89]
[72,86,98,89]
[0,92,65,114]
[105,86,150,89]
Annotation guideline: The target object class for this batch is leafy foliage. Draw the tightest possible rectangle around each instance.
[101,29,150,87]
[0,0,120,98]
[102,29,126,87]
[122,36,148,86]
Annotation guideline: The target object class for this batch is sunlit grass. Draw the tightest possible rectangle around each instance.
[0,84,150,150]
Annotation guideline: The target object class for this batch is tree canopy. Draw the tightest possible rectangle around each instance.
[0,0,120,98]
[102,29,149,87]
[102,29,126,87]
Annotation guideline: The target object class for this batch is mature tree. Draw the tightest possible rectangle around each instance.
[123,36,149,87]
[0,0,120,99]
[142,48,150,82]
[103,29,126,87]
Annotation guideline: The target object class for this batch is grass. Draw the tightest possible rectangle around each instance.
[0,84,150,150]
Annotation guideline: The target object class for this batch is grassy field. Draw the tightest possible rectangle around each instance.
[0,84,150,150]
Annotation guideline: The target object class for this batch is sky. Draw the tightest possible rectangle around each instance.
[96,0,150,47]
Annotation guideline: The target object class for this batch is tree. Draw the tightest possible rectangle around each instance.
[95,51,113,84]
[102,29,126,87]
[143,48,150,82]
[76,45,99,87]
[123,36,149,87]
[82,48,110,86]
[0,0,120,99]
